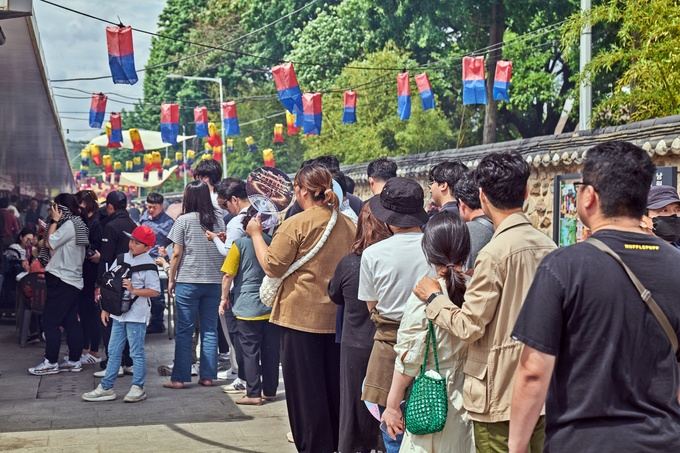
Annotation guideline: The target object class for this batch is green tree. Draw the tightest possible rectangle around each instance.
[563,0,680,125]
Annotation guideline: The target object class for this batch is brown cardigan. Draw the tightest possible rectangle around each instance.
[265,206,356,334]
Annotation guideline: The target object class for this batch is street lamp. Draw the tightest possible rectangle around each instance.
[166,74,227,177]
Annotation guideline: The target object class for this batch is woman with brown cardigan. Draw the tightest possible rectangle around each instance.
[247,162,356,453]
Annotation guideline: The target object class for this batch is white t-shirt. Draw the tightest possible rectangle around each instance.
[212,207,248,256]
[358,232,434,321]
[110,251,161,324]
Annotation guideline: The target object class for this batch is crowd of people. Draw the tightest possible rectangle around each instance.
[10,140,680,452]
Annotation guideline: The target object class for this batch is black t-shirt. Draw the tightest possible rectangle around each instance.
[512,230,680,452]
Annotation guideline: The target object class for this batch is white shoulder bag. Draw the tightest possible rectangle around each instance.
[260,209,338,307]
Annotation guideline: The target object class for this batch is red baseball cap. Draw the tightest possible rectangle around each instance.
[123,225,156,247]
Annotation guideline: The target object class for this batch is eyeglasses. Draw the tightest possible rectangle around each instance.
[574,181,597,192]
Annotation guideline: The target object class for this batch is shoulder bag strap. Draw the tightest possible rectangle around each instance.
[280,209,338,280]
[585,237,678,354]
[421,320,441,374]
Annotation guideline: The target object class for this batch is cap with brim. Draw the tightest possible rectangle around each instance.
[647,185,680,210]
[369,177,429,227]
[123,226,156,247]
[106,190,128,209]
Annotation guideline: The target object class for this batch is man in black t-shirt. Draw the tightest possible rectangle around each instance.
[509,141,680,453]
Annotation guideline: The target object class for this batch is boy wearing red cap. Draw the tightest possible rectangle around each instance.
[83,226,161,403]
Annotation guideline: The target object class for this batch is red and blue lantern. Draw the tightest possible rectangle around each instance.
[463,56,487,105]
[397,73,411,120]
[160,103,180,146]
[342,90,357,124]
[415,73,435,111]
[109,113,123,144]
[303,92,322,136]
[89,93,107,128]
[493,60,512,102]
[272,63,303,117]
[106,25,138,85]
[222,101,240,136]
[194,106,209,138]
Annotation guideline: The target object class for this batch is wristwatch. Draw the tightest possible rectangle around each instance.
[426,291,443,304]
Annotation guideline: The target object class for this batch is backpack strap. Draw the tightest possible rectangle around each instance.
[129,263,159,273]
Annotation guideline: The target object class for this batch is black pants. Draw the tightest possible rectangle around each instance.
[98,304,132,368]
[224,293,245,380]
[78,285,100,353]
[280,326,340,453]
[42,272,83,364]
[217,314,229,353]
[236,319,280,398]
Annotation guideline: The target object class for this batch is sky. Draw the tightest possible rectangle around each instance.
[33,0,167,142]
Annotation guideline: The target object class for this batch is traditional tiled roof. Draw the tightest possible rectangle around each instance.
[342,115,680,182]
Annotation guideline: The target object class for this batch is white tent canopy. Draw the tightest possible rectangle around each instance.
[89,130,195,151]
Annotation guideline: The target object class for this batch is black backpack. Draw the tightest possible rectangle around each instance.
[100,253,158,316]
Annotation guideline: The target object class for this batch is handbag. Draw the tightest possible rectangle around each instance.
[404,320,448,435]
[585,237,679,353]
[260,209,338,307]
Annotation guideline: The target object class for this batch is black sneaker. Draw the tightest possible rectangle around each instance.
[146,324,166,334]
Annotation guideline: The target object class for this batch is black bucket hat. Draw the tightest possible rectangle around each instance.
[369,177,429,227]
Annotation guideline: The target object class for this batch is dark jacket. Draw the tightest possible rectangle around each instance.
[97,209,137,283]
[83,211,104,292]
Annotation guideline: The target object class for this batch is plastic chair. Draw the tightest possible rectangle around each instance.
[16,272,46,348]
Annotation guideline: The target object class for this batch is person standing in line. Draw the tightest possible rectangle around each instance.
[454,171,494,275]
[367,157,398,196]
[414,151,556,452]
[358,177,434,453]
[82,226,160,403]
[509,141,680,453]
[247,163,356,452]
[164,181,226,389]
[427,161,468,216]
[28,194,89,375]
[139,192,174,334]
[194,159,230,222]
[639,185,680,247]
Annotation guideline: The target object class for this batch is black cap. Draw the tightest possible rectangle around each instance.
[106,191,128,209]
[369,177,429,227]
[647,185,680,210]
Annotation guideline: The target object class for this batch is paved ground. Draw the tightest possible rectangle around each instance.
[0,320,296,452]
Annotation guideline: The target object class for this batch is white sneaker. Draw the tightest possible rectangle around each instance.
[93,366,124,378]
[58,359,83,373]
[82,384,116,402]
[191,363,199,376]
[124,385,147,403]
[218,352,230,362]
[28,359,59,376]
[221,378,246,394]
[217,368,238,380]
[80,353,102,365]
[123,365,134,375]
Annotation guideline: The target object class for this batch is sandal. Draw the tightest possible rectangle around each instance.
[198,379,213,387]
[163,381,185,389]
[235,395,263,406]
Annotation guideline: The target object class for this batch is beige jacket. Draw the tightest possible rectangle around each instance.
[425,212,556,422]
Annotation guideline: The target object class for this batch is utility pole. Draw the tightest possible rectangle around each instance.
[579,0,592,131]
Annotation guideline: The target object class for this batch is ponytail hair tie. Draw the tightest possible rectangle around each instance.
[324,189,332,195]
[446,263,456,268]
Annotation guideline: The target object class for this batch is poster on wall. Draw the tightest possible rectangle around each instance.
[553,173,590,247]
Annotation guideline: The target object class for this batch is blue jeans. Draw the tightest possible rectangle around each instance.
[149,278,167,327]
[102,319,146,389]
[379,405,404,453]
[171,283,221,382]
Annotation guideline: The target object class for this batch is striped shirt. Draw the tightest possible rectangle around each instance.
[167,212,225,284]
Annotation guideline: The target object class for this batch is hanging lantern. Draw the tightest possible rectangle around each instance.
[81,147,90,167]
[110,113,123,144]
[103,155,113,174]
[105,122,121,149]
[286,111,300,135]
[194,106,209,138]
[114,161,122,185]
[462,56,487,105]
[273,123,284,143]
[160,103,180,146]
[152,151,162,171]
[222,101,240,136]
[213,146,222,163]
[272,62,303,116]
[397,72,411,120]
[245,136,258,152]
[132,156,142,171]
[129,128,144,152]
[202,153,212,161]
[89,93,107,128]
[125,160,133,171]
[106,25,138,85]
[342,90,357,124]
[175,151,183,166]
[143,170,149,182]
[80,164,88,178]
[187,149,195,166]
[302,92,322,136]
[143,153,153,172]
[207,122,223,148]
[263,148,275,167]
[74,171,82,183]
[493,60,513,101]
[157,166,164,179]
[415,73,435,111]
[226,139,234,153]
[90,144,102,166]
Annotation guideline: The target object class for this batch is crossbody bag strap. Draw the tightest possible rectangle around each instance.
[585,237,679,354]
[281,209,338,280]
